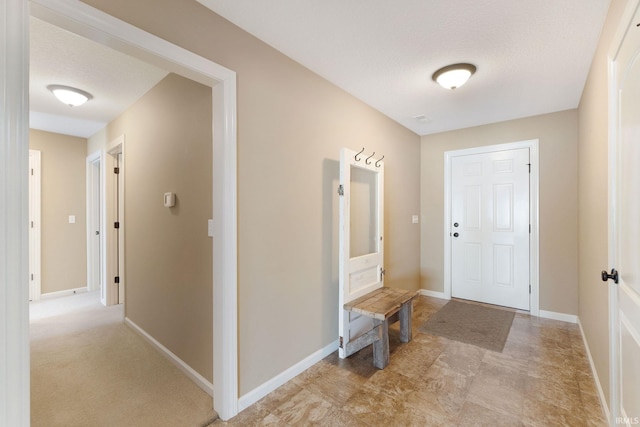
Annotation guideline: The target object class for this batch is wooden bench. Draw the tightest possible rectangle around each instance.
[343,287,419,369]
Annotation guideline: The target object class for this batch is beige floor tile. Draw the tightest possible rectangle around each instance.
[213,296,607,426]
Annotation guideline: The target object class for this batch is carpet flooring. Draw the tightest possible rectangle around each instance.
[419,299,516,352]
[30,292,217,427]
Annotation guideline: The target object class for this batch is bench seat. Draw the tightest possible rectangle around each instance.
[343,287,418,369]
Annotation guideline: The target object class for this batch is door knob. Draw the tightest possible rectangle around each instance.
[453,232,459,238]
[601,268,619,284]
[453,222,459,227]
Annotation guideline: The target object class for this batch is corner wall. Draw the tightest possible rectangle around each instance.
[81,0,422,396]
[577,0,629,409]
[420,110,579,315]
[29,129,87,295]
[89,73,214,382]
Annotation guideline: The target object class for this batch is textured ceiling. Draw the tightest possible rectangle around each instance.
[29,17,168,138]
[198,0,610,135]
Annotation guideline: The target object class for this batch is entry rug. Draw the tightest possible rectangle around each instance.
[419,300,515,352]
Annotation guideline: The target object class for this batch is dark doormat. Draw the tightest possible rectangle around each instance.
[419,300,515,352]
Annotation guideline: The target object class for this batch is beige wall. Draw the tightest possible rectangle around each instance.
[82,0,421,395]
[89,73,214,382]
[29,130,87,294]
[578,0,628,409]
[420,110,579,315]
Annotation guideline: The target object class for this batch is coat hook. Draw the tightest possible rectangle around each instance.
[355,147,365,162]
[365,152,375,165]
[375,155,385,167]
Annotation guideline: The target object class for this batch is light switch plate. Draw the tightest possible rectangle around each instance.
[208,219,214,237]
[412,215,419,224]
[69,215,76,224]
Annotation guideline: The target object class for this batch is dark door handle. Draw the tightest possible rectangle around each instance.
[453,232,459,238]
[453,222,459,227]
[601,268,618,284]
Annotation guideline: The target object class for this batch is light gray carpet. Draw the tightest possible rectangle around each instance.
[419,300,515,352]
[30,292,217,427]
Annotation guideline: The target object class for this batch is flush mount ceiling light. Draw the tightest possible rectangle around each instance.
[47,84,93,107]
[432,63,477,90]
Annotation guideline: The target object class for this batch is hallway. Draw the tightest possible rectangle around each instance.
[30,292,216,427]
[216,296,608,426]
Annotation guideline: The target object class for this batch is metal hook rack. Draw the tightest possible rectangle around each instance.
[353,148,384,167]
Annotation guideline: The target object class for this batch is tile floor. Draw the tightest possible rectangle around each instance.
[213,296,608,426]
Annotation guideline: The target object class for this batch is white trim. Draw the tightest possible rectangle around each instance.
[40,287,88,300]
[578,319,611,423]
[538,310,578,324]
[419,289,449,300]
[28,0,239,420]
[104,135,124,306]
[1,0,30,424]
[125,317,214,396]
[29,149,42,301]
[86,150,102,294]
[238,340,339,412]
[443,139,540,315]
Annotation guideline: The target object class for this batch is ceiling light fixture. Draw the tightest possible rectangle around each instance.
[47,84,93,107]
[432,63,477,90]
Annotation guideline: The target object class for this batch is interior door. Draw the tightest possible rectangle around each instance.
[338,148,384,358]
[450,148,530,310]
[608,3,640,422]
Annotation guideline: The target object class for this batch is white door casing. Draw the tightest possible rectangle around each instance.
[607,1,640,423]
[86,151,102,294]
[338,147,384,358]
[450,148,530,310]
[29,150,42,301]
[444,140,539,315]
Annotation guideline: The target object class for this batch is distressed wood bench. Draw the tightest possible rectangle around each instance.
[343,287,419,369]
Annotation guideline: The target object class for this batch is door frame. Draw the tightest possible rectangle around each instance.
[104,136,125,306]
[4,0,239,422]
[443,139,539,315]
[29,149,42,301]
[86,150,102,295]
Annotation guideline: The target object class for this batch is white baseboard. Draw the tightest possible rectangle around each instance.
[578,318,611,423]
[419,289,449,300]
[40,286,88,299]
[238,339,339,412]
[538,310,578,324]
[124,317,214,397]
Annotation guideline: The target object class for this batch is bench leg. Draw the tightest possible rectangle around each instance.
[372,319,389,369]
[399,301,413,343]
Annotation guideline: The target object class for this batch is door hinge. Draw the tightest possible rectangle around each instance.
[31,221,34,228]
[31,168,34,176]
[337,184,344,196]
[339,336,343,348]
[114,167,120,174]
[31,273,34,281]
[527,163,531,173]
[529,284,531,294]
[114,221,120,229]
[529,224,531,233]
[115,276,120,284]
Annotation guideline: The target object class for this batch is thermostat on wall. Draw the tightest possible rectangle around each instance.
[164,192,176,207]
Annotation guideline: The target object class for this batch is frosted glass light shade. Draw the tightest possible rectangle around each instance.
[432,64,476,90]
[47,85,93,107]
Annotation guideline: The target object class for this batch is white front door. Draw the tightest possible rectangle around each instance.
[338,148,384,358]
[450,148,530,310]
[608,2,640,423]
